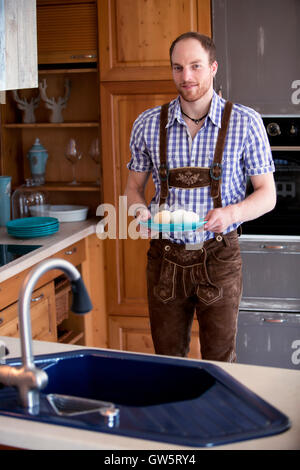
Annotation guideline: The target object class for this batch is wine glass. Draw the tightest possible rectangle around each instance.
[88,137,101,185]
[65,138,82,185]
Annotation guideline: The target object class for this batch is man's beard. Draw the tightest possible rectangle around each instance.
[176,77,212,103]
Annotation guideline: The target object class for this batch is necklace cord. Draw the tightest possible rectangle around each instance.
[181,109,208,125]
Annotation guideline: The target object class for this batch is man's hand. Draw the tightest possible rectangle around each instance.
[204,205,236,233]
[135,206,152,238]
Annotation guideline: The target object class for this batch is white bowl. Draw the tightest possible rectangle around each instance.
[30,205,89,222]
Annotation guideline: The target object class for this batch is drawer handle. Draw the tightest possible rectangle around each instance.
[260,245,286,250]
[31,294,44,303]
[65,247,77,255]
[70,54,97,59]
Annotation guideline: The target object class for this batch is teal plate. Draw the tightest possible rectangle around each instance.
[7,224,59,233]
[140,219,206,233]
[7,227,59,239]
[6,217,59,229]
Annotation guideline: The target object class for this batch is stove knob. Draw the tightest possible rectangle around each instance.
[267,122,281,136]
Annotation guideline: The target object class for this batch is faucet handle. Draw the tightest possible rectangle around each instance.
[70,277,93,314]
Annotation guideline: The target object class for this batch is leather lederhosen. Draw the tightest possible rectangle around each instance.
[158,100,233,241]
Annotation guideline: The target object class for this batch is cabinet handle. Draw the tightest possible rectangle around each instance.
[64,247,77,255]
[31,294,44,303]
[70,54,97,60]
[0,318,3,325]
[260,245,286,250]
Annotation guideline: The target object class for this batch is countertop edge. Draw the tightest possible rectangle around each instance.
[0,337,300,450]
[0,218,104,283]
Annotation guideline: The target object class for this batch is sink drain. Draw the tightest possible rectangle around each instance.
[46,393,119,427]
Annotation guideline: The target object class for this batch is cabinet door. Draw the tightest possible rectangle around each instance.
[37,0,98,64]
[0,282,57,342]
[212,0,300,114]
[109,315,201,359]
[98,0,211,81]
[100,81,177,316]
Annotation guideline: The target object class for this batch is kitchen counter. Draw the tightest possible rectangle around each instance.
[0,218,103,283]
[0,336,299,450]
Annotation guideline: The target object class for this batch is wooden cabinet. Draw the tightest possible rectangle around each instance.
[0,0,212,357]
[0,67,102,215]
[0,281,57,342]
[98,0,211,358]
[109,315,201,359]
[98,0,211,81]
[0,2,102,215]
[37,0,98,65]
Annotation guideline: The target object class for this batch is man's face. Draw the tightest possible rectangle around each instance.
[171,38,218,103]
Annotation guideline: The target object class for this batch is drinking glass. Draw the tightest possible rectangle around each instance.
[65,138,82,185]
[88,137,101,185]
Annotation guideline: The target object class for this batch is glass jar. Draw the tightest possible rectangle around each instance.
[11,179,49,219]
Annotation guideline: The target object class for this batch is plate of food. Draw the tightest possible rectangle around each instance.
[139,209,206,232]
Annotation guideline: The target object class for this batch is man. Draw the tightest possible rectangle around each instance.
[124,32,276,362]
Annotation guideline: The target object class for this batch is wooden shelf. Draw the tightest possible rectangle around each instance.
[38,68,98,75]
[58,329,84,345]
[29,182,100,191]
[4,122,99,129]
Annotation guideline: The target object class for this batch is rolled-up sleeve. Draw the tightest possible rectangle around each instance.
[244,113,275,176]
[127,114,153,172]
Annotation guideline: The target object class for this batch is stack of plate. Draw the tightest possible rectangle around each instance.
[6,217,59,239]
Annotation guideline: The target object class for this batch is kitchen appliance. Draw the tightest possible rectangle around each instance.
[0,244,42,268]
[236,116,300,370]
[243,116,300,236]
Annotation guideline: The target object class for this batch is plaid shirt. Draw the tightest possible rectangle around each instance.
[128,91,275,243]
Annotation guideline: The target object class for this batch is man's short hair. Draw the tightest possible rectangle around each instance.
[169,32,216,65]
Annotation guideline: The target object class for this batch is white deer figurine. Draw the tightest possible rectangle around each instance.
[39,78,71,123]
[12,90,40,123]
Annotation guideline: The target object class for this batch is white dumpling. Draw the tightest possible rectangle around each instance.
[183,211,199,223]
[153,210,172,224]
[171,209,185,224]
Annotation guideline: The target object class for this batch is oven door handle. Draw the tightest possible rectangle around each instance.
[262,317,287,323]
[260,244,287,250]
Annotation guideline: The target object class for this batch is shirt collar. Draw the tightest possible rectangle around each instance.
[166,90,223,129]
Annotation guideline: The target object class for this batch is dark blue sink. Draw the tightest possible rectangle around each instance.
[0,349,290,447]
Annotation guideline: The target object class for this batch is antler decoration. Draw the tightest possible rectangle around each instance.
[12,90,40,123]
[39,78,71,123]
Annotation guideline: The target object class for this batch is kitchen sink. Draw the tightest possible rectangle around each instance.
[0,349,290,447]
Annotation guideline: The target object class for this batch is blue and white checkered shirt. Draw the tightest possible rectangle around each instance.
[128,91,275,243]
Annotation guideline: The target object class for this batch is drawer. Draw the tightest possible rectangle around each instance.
[0,282,57,342]
[0,239,86,311]
[53,239,86,268]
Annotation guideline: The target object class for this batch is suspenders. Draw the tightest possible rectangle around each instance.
[158,100,233,210]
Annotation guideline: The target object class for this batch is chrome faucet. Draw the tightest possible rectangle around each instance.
[0,258,92,415]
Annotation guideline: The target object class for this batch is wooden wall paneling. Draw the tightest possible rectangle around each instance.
[100,80,178,316]
[98,0,211,81]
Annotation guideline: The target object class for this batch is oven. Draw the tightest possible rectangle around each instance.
[236,116,300,370]
[243,116,300,236]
